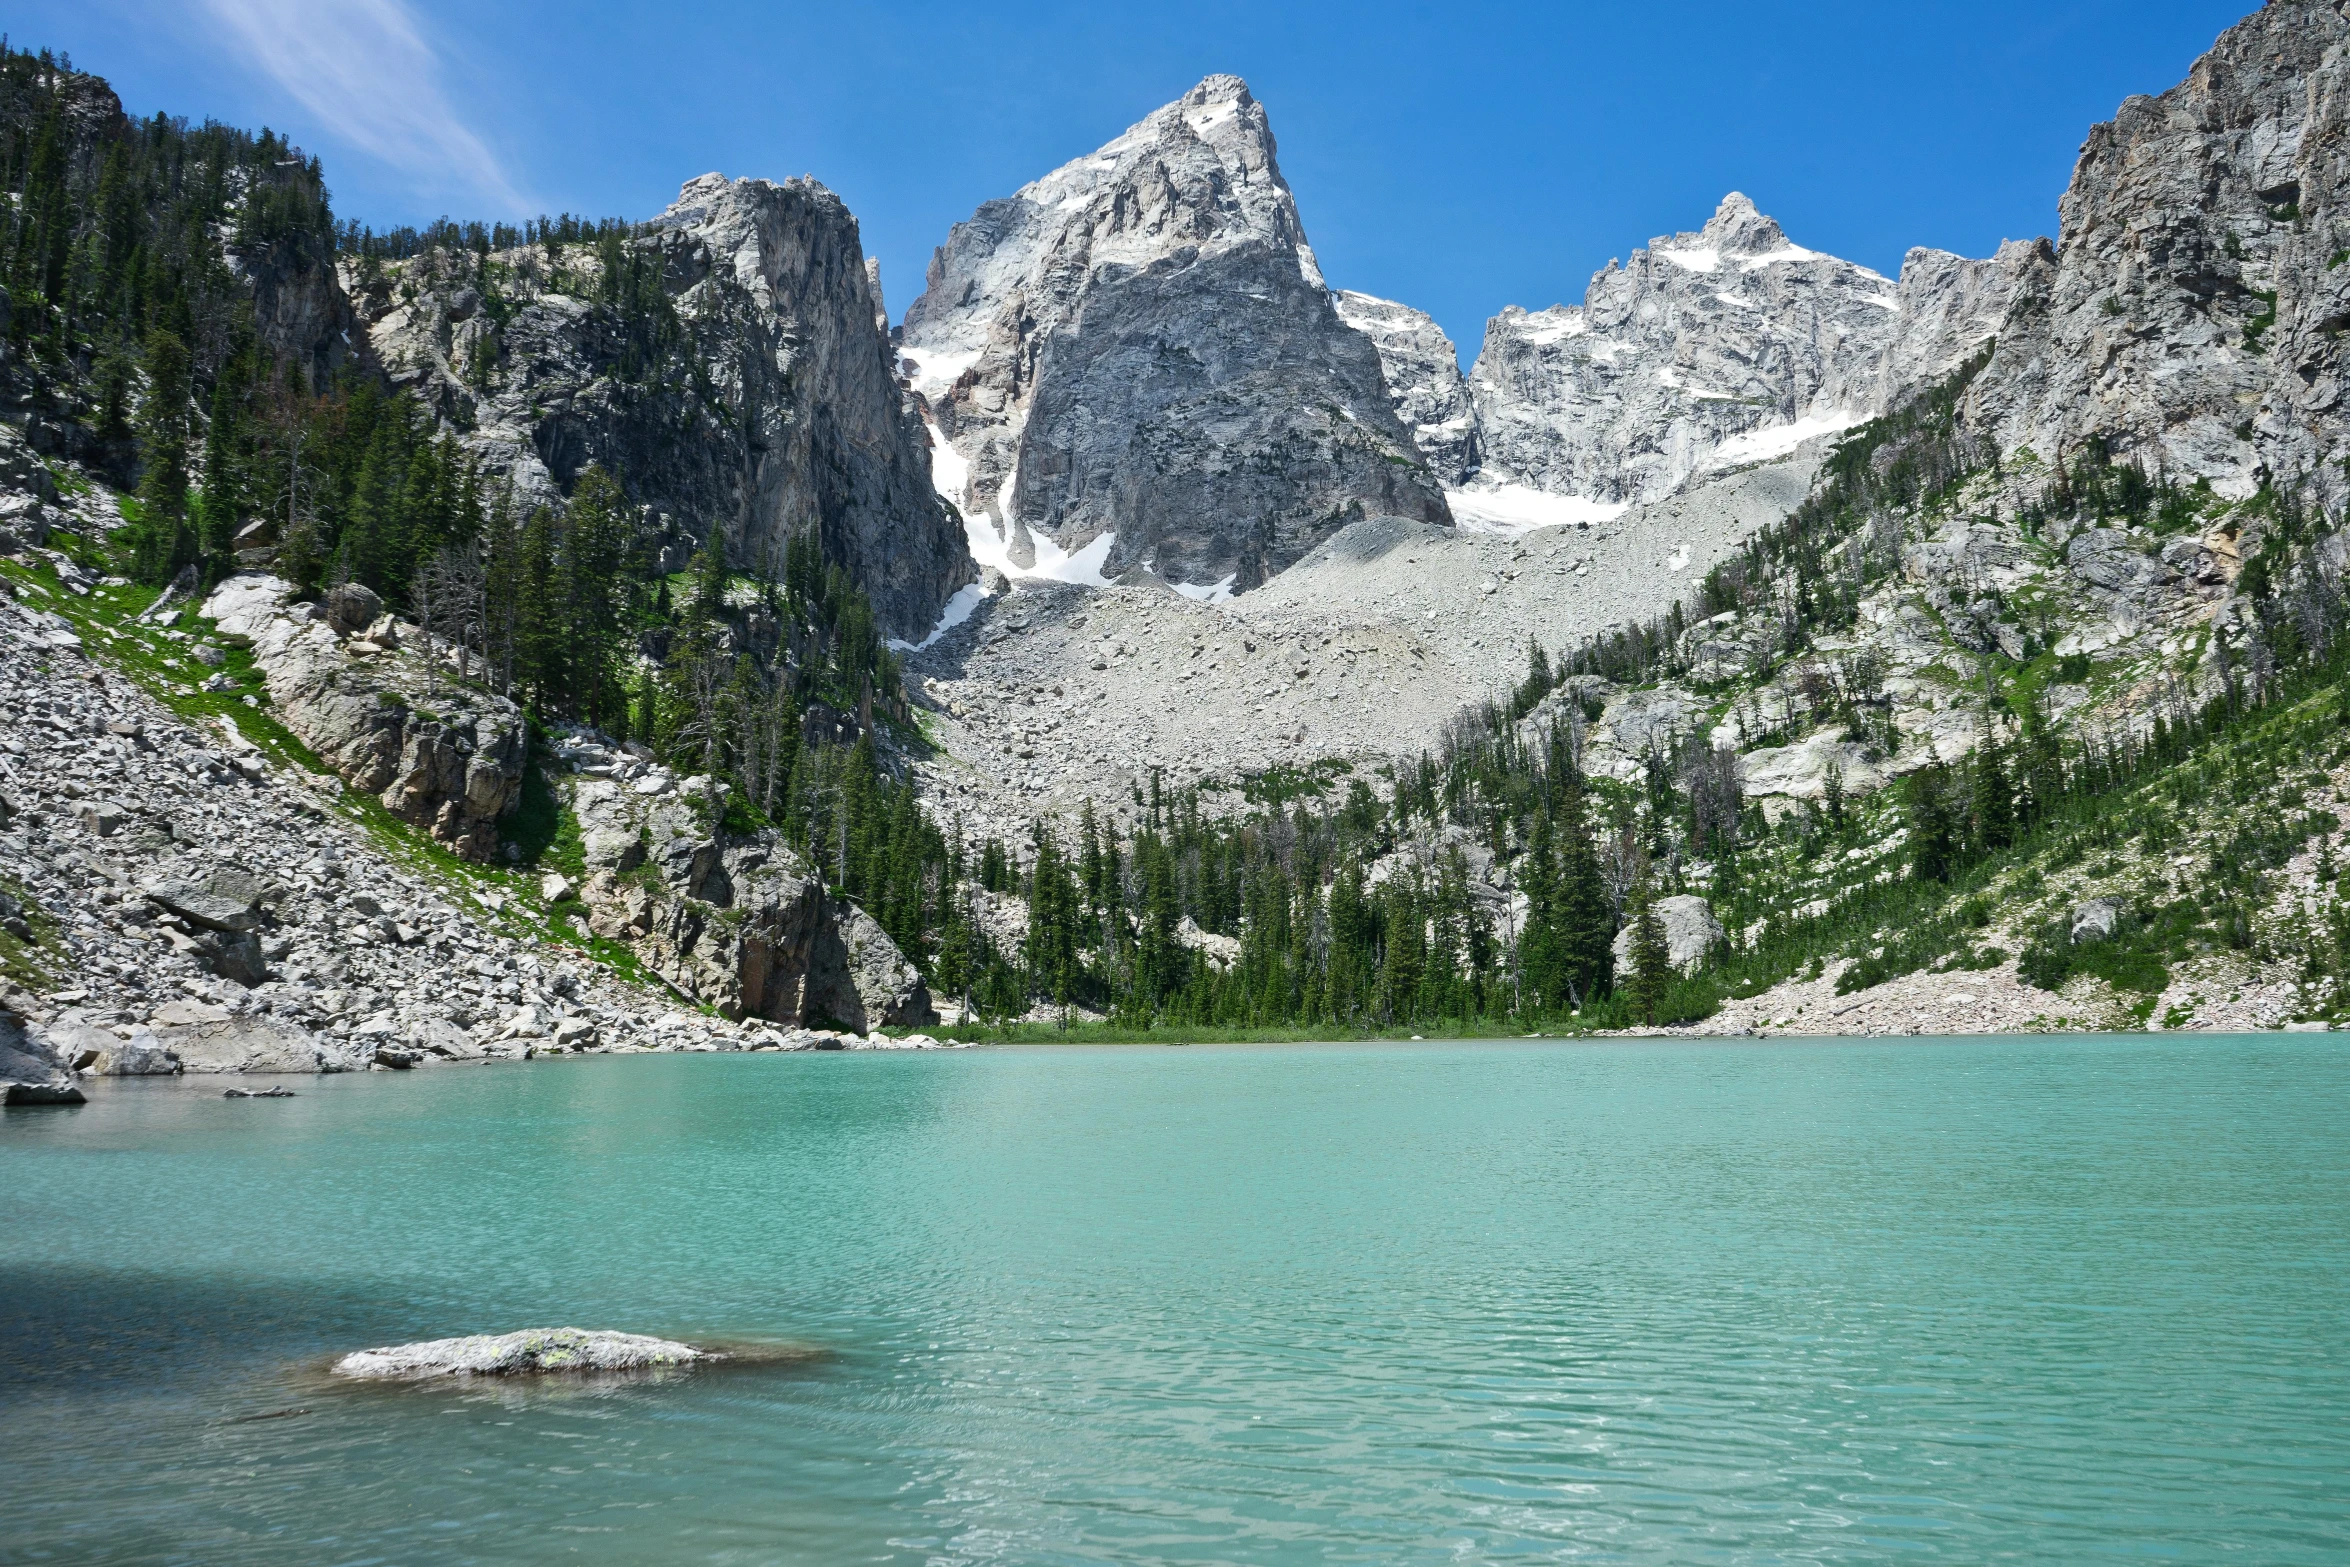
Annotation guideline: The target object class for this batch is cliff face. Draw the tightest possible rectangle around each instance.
[226,231,356,393]
[1964,0,2350,503]
[900,75,1448,592]
[1332,290,1481,485]
[1465,195,2036,508]
[356,175,971,637]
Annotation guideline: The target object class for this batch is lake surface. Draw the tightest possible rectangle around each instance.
[4,1036,2346,1565]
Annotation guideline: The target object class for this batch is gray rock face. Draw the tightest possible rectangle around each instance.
[0,1007,83,1105]
[2065,529,2175,594]
[900,75,1449,591]
[568,768,935,1032]
[334,1328,711,1380]
[2072,898,2127,944]
[206,575,526,862]
[1333,290,1480,483]
[1886,240,2054,396]
[354,175,971,638]
[1612,895,1728,977]
[1466,194,2036,507]
[226,231,358,394]
[1963,2,2350,506]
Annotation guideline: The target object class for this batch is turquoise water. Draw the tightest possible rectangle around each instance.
[3,1037,2346,1565]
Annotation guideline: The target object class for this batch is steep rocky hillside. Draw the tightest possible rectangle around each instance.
[898,75,1450,594]
[0,481,953,1101]
[8,4,2350,1061]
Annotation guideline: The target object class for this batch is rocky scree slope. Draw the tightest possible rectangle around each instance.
[0,501,951,1096]
[1964,0,2350,511]
[353,174,971,638]
[901,458,1816,850]
[203,567,937,1035]
[898,74,1449,594]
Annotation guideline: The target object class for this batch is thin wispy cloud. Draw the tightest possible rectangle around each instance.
[196,0,531,215]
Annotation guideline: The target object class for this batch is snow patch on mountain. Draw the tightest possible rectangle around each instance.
[1446,483,1628,535]
[1708,410,1867,470]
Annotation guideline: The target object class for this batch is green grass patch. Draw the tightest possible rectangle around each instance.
[0,871,63,991]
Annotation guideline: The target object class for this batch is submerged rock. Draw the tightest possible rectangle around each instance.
[333,1327,713,1380]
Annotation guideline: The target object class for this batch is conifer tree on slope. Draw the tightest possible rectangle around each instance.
[1625,865,1673,1028]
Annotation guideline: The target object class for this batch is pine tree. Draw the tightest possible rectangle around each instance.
[1971,718,2015,851]
[562,465,634,728]
[1555,765,1615,1005]
[514,504,562,709]
[1517,808,1566,1012]
[131,326,194,582]
[1624,866,1672,1027]
[195,319,257,564]
[692,523,728,621]
[1907,764,1957,882]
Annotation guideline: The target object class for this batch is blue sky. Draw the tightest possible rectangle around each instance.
[26,0,2256,357]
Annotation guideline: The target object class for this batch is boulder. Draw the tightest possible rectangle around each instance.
[202,571,299,642]
[2071,898,2126,944]
[324,581,382,636]
[154,1012,370,1074]
[75,798,131,836]
[145,866,267,932]
[53,1020,183,1075]
[412,1017,485,1060]
[333,1327,713,1380]
[1611,895,1727,977]
[0,1011,83,1105]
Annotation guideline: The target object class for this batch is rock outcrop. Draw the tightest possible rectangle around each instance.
[564,737,936,1031]
[0,997,83,1104]
[1612,895,1728,977]
[352,176,972,638]
[205,574,525,862]
[1963,0,2350,506]
[1466,194,2038,508]
[1333,290,1481,484]
[899,74,1449,592]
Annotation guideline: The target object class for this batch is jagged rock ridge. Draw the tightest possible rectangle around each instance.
[1964,0,2350,505]
[1463,194,2042,510]
[355,175,971,637]
[899,75,1449,592]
